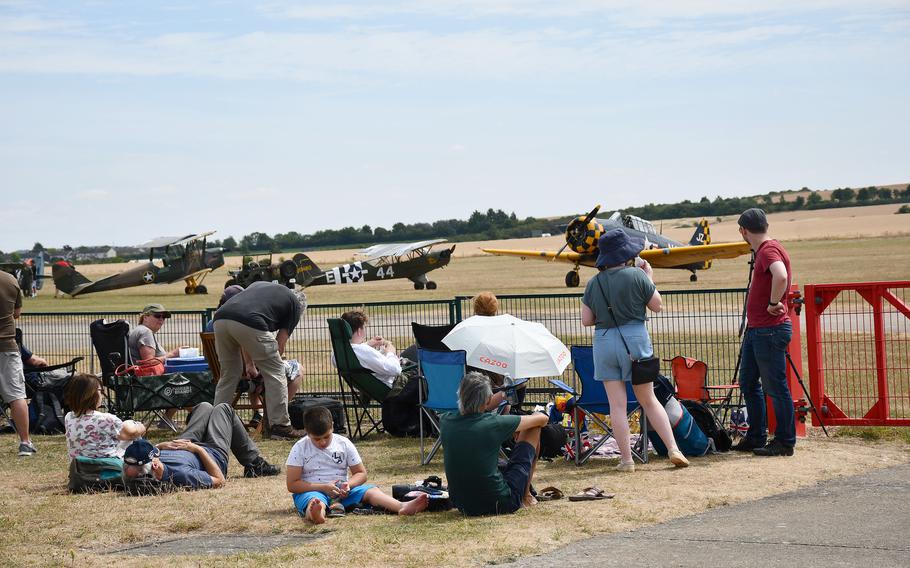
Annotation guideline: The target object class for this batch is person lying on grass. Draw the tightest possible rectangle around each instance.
[286,406,429,524]
[121,402,280,491]
[438,371,547,516]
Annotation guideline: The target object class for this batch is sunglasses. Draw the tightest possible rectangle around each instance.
[150,313,167,319]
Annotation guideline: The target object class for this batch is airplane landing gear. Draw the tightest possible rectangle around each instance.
[565,270,580,288]
[185,285,193,295]
[426,281,437,290]
[196,285,208,294]
[414,281,425,290]
[690,273,698,282]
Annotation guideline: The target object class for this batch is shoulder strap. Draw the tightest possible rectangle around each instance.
[593,271,632,357]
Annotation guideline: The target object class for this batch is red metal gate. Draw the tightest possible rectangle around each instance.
[804,281,910,426]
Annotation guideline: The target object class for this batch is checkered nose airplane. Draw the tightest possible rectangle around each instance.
[227,239,456,291]
[52,232,225,297]
[483,204,752,287]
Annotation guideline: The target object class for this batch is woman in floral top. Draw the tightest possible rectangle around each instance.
[63,373,145,459]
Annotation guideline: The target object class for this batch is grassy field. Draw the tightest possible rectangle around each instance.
[1,429,908,567]
[23,235,910,313]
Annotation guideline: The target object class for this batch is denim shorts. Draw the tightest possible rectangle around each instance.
[592,323,653,383]
[499,441,536,513]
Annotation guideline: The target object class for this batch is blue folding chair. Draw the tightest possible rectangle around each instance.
[417,348,466,465]
[550,345,649,465]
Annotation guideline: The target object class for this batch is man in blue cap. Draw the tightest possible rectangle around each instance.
[123,402,279,490]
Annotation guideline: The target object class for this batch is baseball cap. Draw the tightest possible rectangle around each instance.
[737,208,768,233]
[123,438,160,466]
[141,303,171,318]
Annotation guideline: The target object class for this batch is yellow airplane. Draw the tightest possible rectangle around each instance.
[483,205,752,287]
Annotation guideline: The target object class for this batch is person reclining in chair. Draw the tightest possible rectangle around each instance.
[439,371,547,516]
[338,310,423,437]
[121,402,279,490]
[339,309,407,390]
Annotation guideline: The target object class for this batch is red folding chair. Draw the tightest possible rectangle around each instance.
[667,356,740,430]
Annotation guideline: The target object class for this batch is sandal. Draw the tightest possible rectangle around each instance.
[568,486,615,502]
[327,503,346,518]
[537,486,564,501]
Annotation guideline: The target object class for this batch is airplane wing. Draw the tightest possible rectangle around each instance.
[358,239,448,260]
[142,231,215,249]
[640,242,752,268]
[482,248,592,265]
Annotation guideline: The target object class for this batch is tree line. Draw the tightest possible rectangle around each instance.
[2,185,908,261]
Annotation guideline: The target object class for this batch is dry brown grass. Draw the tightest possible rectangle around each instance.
[1,431,907,567]
[24,232,910,313]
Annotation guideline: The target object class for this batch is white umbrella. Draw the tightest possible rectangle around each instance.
[442,314,571,378]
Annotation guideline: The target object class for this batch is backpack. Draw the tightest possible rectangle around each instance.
[648,374,711,457]
[26,367,72,435]
[68,457,124,493]
[539,423,568,459]
[681,399,732,453]
[29,390,66,434]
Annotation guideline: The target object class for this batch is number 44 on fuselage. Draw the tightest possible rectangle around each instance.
[227,239,456,290]
[483,205,752,287]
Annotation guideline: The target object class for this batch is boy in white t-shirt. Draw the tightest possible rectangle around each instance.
[286,406,429,524]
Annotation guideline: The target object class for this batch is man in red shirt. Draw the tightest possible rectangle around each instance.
[732,208,796,457]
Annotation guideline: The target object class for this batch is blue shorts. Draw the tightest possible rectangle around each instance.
[592,323,653,383]
[292,484,377,515]
[499,441,536,514]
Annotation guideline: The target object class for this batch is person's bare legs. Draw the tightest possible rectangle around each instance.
[604,380,633,465]
[9,399,31,444]
[362,487,429,515]
[306,498,327,524]
[632,383,688,467]
[515,426,542,507]
[287,375,301,401]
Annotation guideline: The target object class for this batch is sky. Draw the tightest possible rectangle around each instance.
[1,1,908,251]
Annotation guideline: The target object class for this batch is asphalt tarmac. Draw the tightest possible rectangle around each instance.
[499,462,910,568]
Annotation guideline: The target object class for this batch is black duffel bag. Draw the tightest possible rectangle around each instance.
[289,396,347,434]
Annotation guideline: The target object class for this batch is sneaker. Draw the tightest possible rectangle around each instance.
[615,461,635,473]
[244,457,281,478]
[247,411,263,429]
[269,424,305,440]
[668,449,690,468]
[753,439,794,457]
[17,441,37,457]
[731,438,765,452]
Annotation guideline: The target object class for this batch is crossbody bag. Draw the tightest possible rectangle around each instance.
[594,270,660,385]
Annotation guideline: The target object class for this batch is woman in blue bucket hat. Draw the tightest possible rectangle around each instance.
[580,229,689,471]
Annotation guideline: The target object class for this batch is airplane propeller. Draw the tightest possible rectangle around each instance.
[552,204,601,259]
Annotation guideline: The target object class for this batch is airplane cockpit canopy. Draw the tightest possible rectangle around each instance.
[622,214,658,236]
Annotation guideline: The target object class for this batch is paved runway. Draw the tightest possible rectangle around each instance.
[499,463,910,568]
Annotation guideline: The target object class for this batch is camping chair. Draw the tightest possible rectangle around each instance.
[90,319,212,432]
[668,356,740,430]
[327,318,391,440]
[0,329,83,434]
[417,348,466,465]
[549,345,649,466]
[411,322,456,352]
[199,331,267,435]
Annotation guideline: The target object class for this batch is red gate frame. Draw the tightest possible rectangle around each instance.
[804,281,910,426]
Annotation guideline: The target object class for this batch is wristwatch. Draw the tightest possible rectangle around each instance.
[768,300,780,306]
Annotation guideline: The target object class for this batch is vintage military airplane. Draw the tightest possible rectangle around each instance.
[52,232,225,297]
[483,205,752,287]
[226,239,456,290]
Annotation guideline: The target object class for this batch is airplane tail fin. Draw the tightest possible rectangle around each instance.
[51,261,92,295]
[292,253,321,285]
[689,219,711,246]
